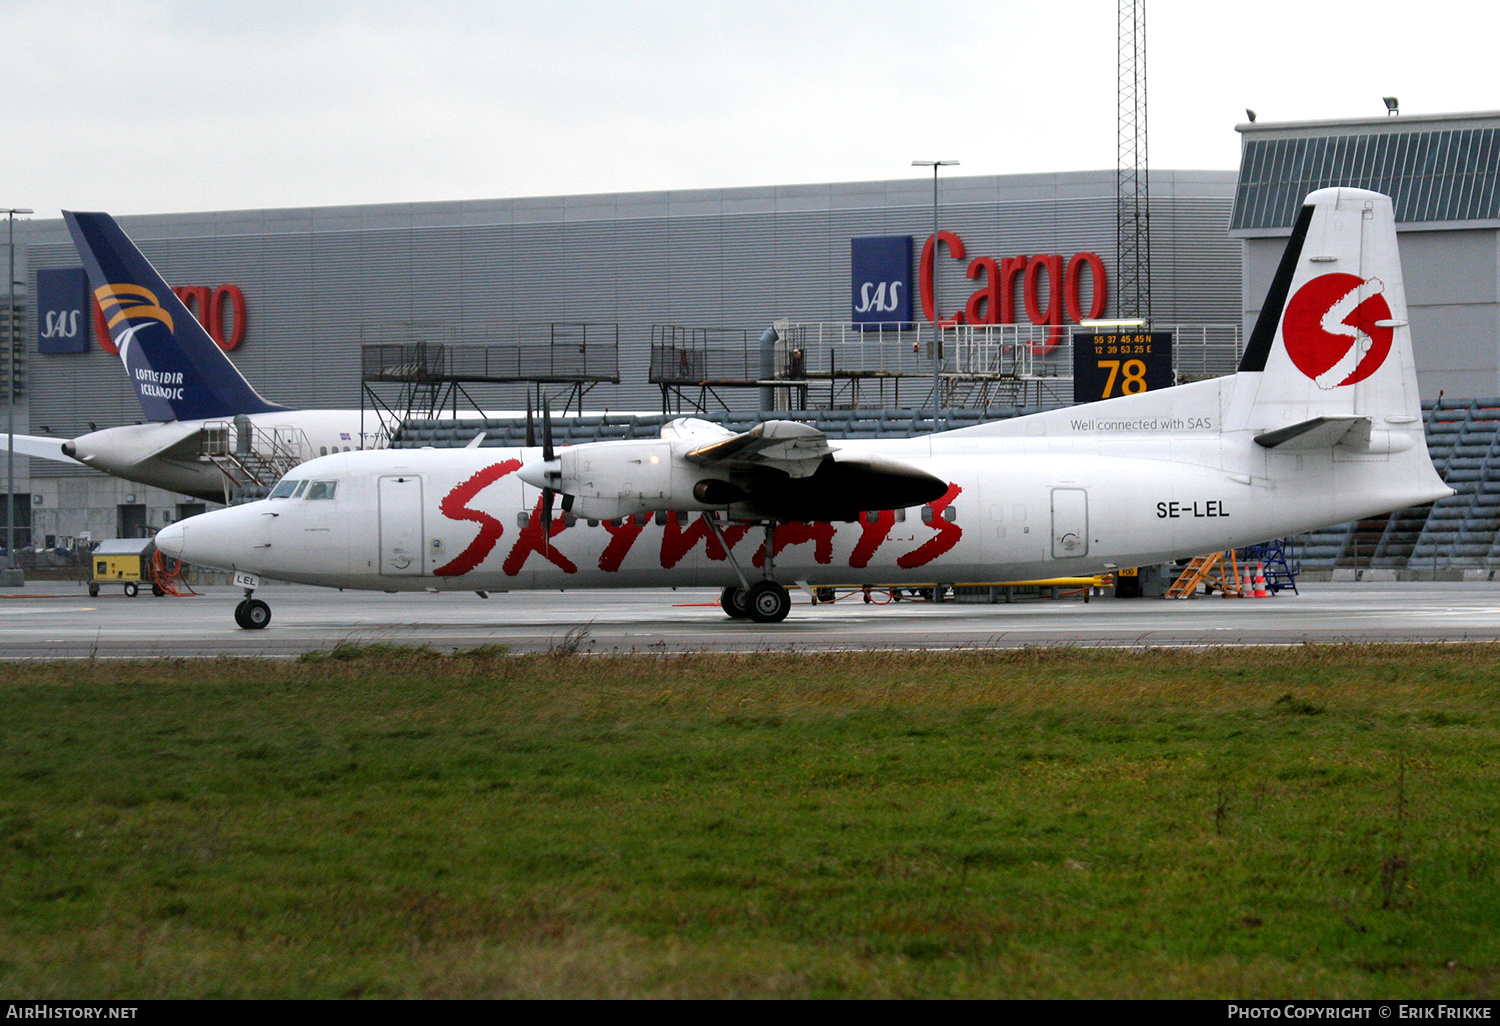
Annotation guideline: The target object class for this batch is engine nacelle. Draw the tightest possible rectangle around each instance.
[521,433,949,523]
[556,440,729,521]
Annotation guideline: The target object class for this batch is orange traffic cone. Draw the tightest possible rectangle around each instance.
[1252,561,1270,598]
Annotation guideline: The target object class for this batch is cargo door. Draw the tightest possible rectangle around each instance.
[1050,488,1088,559]
[378,475,424,575]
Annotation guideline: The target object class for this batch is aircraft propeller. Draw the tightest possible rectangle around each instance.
[535,398,575,537]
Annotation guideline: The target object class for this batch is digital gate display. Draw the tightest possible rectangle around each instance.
[1071,330,1173,403]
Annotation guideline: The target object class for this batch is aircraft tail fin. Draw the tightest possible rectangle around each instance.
[62,211,287,422]
[1230,187,1422,433]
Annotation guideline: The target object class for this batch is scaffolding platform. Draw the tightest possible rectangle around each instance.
[360,323,621,430]
[649,320,1240,414]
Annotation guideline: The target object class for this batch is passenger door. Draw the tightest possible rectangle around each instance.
[378,475,424,575]
[1050,488,1089,559]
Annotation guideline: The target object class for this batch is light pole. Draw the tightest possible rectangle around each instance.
[912,161,956,429]
[5,208,31,574]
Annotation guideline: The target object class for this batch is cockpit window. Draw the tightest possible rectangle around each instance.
[305,481,338,500]
[268,479,303,499]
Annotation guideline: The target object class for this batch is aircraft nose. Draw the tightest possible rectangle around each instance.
[155,520,186,560]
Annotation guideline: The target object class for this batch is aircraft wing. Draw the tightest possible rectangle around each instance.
[0,433,73,463]
[683,420,834,479]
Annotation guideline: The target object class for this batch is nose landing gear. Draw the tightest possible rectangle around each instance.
[234,592,272,630]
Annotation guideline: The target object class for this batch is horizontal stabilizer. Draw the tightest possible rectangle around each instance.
[1254,416,1369,450]
[0,433,73,463]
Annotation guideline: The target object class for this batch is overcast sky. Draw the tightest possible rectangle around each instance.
[8,0,1499,222]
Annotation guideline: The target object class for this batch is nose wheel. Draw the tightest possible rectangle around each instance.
[234,597,272,630]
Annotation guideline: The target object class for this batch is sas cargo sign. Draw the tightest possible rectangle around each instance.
[37,268,248,355]
[851,236,914,327]
[851,233,1108,340]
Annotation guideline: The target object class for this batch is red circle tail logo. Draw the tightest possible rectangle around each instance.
[1281,273,1394,389]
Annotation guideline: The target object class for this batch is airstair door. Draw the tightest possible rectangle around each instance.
[1051,488,1089,559]
[378,475,425,576]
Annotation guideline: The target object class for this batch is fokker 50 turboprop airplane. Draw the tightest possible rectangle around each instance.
[156,188,1452,629]
[7,212,377,501]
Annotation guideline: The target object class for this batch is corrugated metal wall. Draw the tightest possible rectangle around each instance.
[24,170,1239,475]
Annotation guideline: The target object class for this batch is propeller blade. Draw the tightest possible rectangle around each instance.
[540,487,554,537]
[525,395,536,448]
[542,396,555,463]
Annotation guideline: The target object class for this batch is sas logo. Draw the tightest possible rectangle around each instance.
[35,267,89,354]
[1282,273,1394,389]
[851,236,913,328]
[40,310,82,339]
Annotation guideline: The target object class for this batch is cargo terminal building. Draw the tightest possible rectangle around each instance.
[10,108,1500,568]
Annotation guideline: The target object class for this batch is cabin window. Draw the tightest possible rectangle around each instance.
[305,481,338,501]
[943,506,957,522]
[921,506,934,524]
[517,512,530,528]
[268,479,303,499]
[320,446,328,456]
[654,511,668,526]
[895,508,906,523]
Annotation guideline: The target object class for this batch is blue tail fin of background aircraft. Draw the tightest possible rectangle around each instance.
[63,211,288,422]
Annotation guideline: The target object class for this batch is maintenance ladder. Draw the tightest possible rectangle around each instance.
[1166,550,1246,599]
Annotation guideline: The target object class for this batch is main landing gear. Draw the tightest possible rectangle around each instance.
[711,519,792,624]
[234,590,271,630]
[719,580,791,623]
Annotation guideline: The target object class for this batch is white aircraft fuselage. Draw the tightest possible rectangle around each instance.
[157,373,1449,592]
[154,187,1457,626]
[60,410,380,502]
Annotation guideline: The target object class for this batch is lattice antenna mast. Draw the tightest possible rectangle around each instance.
[1117,0,1151,323]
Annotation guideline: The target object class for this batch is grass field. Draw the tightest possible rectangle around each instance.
[1,643,1498,999]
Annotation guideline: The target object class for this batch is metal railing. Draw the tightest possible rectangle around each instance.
[200,421,317,493]
[649,326,762,383]
[780,322,1242,383]
[360,324,620,384]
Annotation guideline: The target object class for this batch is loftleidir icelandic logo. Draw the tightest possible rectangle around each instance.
[94,282,177,372]
[95,283,175,333]
[1282,273,1394,389]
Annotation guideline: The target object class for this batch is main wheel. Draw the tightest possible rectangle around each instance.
[720,586,750,619]
[239,599,271,630]
[745,581,791,624]
[123,581,138,598]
